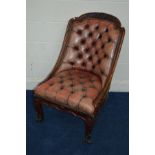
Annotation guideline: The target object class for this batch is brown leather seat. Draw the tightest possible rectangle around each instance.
[34,12,125,143]
[35,69,102,115]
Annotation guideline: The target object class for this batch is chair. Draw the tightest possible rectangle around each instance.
[34,12,125,143]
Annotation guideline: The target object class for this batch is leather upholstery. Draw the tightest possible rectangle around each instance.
[35,17,123,117]
[35,69,101,115]
[57,19,120,86]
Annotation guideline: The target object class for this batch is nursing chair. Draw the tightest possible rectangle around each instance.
[34,12,125,143]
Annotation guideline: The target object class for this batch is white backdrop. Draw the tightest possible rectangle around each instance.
[26,0,129,91]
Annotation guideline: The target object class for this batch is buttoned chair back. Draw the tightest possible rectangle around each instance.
[53,13,125,88]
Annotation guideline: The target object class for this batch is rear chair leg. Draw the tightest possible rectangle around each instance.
[84,118,95,144]
[34,97,44,121]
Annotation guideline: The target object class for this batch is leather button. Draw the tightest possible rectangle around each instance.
[104,54,108,58]
[98,34,102,39]
[97,59,101,64]
[60,86,64,90]
[84,48,89,53]
[81,62,86,66]
[85,24,89,29]
[105,28,109,32]
[69,61,75,65]
[88,55,92,61]
[81,39,86,44]
[73,46,79,50]
[70,90,74,94]
[92,65,95,69]
[77,30,82,35]
[101,70,104,75]
[92,41,96,46]
[101,44,105,49]
[88,32,93,37]
[95,50,98,54]
[70,84,74,87]
[108,38,111,42]
[77,53,83,59]
[95,25,99,30]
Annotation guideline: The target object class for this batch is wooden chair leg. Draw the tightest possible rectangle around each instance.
[84,118,95,144]
[34,97,44,121]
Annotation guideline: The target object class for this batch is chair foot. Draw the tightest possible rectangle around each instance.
[84,133,92,144]
[36,115,44,122]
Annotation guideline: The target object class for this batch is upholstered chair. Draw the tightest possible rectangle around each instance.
[34,12,125,143]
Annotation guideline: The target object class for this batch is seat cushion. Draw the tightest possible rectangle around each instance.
[35,69,102,116]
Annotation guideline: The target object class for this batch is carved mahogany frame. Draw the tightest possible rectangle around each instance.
[34,12,125,143]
